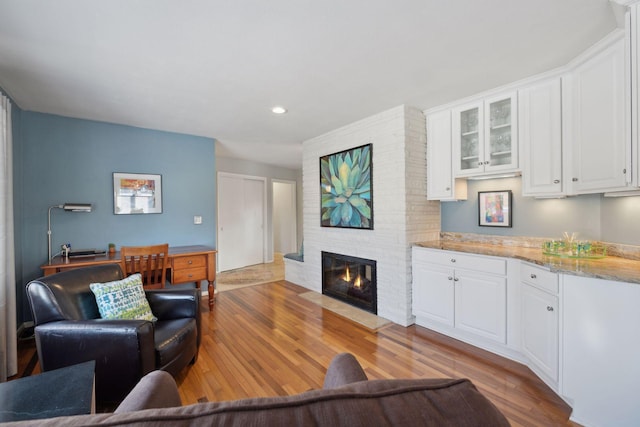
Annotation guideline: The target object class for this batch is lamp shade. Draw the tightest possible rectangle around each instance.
[62,203,92,212]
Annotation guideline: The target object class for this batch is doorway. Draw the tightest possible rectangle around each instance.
[272,180,297,255]
[217,172,266,272]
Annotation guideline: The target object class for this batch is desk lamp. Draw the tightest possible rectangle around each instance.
[47,203,93,261]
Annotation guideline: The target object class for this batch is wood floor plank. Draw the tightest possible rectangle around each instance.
[172,280,576,426]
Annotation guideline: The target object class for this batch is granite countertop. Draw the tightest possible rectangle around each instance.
[415,238,640,285]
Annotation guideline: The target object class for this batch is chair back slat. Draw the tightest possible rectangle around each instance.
[120,244,169,289]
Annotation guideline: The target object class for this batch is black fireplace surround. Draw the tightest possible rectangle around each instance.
[321,251,377,314]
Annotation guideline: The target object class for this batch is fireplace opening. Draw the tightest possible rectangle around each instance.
[322,251,377,314]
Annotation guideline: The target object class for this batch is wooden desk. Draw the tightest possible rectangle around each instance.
[41,245,217,310]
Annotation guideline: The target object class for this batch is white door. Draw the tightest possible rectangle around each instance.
[218,173,266,272]
[412,262,455,326]
[454,271,507,344]
[272,180,297,254]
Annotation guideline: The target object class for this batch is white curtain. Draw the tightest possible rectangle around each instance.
[0,93,17,382]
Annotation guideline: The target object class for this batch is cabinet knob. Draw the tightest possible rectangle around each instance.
[530,274,537,279]
[572,177,578,182]
[450,258,456,263]
[448,276,453,281]
[454,277,459,282]
[445,187,450,191]
[553,180,560,184]
[188,260,193,264]
[546,306,554,312]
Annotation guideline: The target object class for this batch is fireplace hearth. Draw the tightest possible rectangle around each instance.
[322,251,377,314]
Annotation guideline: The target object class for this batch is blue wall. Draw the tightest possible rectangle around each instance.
[16,112,216,321]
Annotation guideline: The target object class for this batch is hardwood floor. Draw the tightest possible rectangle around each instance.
[14,279,578,426]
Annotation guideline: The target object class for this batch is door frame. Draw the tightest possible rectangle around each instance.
[216,172,268,272]
[272,179,297,255]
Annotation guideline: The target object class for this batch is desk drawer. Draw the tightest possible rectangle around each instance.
[173,267,207,283]
[173,255,207,270]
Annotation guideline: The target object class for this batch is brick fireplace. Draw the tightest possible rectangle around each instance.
[299,105,441,326]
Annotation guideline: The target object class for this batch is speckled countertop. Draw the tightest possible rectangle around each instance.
[415,233,640,285]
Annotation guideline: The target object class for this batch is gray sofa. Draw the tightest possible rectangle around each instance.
[4,353,509,426]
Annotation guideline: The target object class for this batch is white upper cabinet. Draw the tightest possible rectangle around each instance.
[519,78,563,197]
[563,34,630,194]
[452,92,518,178]
[426,110,467,201]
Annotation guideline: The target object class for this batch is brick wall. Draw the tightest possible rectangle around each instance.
[301,105,440,326]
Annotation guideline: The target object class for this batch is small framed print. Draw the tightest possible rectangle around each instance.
[113,172,162,215]
[478,190,512,227]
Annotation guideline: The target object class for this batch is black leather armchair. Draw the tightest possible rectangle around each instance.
[26,264,201,408]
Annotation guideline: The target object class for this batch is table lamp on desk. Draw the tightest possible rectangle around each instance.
[47,203,93,261]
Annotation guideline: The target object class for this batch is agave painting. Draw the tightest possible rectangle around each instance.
[320,144,373,229]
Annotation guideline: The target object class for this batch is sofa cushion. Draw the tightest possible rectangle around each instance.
[90,274,156,321]
[7,377,509,426]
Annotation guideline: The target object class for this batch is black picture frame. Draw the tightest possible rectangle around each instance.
[478,190,512,227]
[319,144,373,229]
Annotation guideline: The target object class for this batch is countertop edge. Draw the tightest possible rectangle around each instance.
[414,241,640,285]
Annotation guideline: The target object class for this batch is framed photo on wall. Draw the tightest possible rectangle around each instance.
[478,190,512,227]
[320,144,373,229]
[113,172,163,214]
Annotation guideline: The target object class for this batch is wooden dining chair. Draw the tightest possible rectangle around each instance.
[120,243,169,289]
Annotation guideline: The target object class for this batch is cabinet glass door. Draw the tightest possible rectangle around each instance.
[459,107,480,171]
[487,98,512,167]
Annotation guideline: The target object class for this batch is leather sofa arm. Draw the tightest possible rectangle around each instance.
[35,319,156,404]
[146,289,200,320]
[323,353,368,389]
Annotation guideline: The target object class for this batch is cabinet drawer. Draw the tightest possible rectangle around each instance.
[414,248,506,276]
[172,255,207,270]
[520,262,558,294]
[173,267,207,283]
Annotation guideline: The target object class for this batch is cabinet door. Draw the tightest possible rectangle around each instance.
[564,36,629,194]
[454,271,506,343]
[412,262,454,326]
[426,110,455,200]
[519,79,563,196]
[452,102,484,176]
[521,283,558,381]
[484,92,518,173]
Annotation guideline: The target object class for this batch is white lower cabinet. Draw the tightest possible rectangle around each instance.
[520,263,559,386]
[412,247,507,348]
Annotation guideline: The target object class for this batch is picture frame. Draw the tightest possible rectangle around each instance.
[478,190,512,227]
[113,172,163,215]
[320,144,373,229]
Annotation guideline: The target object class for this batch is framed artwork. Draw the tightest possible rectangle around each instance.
[113,172,163,215]
[478,190,512,227]
[320,144,373,229]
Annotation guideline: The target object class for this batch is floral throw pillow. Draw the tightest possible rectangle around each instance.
[90,273,156,321]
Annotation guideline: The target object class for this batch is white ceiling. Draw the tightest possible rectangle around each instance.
[0,0,618,169]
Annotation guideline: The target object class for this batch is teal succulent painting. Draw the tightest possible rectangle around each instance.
[320,144,372,229]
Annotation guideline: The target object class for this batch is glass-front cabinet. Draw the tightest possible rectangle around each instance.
[452,92,518,177]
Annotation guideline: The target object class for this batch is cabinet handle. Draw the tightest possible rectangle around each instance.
[188,260,193,264]
[445,187,450,191]
[547,306,554,312]
[553,180,560,184]
[530,274,537,279]
[450,258,456,263]
[454,277,459,282]
[448,276,453,281]
[572,177,578,182]
[188,274,193,278]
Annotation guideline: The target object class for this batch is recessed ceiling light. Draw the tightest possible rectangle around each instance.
[272,106,287,114]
